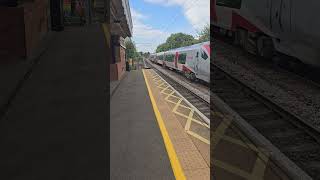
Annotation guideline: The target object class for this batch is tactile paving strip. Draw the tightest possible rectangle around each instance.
[150,70,210,145]
[211,106,291,180]
[144,69,210,179]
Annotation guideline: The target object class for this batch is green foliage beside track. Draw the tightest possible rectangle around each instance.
[125,38,138,59]
[155,24,210,53]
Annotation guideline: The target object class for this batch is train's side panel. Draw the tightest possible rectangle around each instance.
[176,51,187,72]
[214,6,233,30]
[164,51,175,69]
[289,0,320,66]
[246,0,320,66]
[156,42,210,83]
[212,0,320,67]
[184,49,197,74]
[198,44,210,83]
[240,0,272,34]
[156,53,164,65]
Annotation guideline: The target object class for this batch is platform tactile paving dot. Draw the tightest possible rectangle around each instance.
[185,168,210,180]
[178,151,208,170]
[171,137,198,153]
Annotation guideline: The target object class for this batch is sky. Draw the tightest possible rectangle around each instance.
[129,0,210,53]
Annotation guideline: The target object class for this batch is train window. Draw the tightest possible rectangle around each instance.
[201,50,208,60]
[216,0,242,9]
[178,53,187,64]
[165,54,175,62]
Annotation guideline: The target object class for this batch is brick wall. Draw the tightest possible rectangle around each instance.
[0,7,25,58]
[0,0,48,60]
[23,0,49,58]
[110,37,127,81]
[118,46,126,78]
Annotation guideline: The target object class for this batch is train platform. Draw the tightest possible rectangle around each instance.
[111,69,210,179]
[0,24,109,179]
[211,94,309,180]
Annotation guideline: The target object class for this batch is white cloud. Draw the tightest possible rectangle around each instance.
[131,9,169,52]
[143,0,210,30]
[130,0,209,52]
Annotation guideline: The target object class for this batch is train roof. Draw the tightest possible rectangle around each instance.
[155,52,165,56]
[160,41,210,54]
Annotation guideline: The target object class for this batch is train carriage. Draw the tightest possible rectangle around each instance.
[212,0,320,67]
[183,42,210,83]
[150,53,157,63]
[155,52,164,65]
[163,50,176,70]
[161,41,211,83]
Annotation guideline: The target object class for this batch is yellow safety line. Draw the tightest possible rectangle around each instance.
[142,70,186,180]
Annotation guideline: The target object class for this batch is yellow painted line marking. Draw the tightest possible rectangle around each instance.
[222,136,258,151]
[249,152,269,180]
[173,99,184,115]
[187,131,210,145]
[212,117,232,149]
[212,110,270,179]
[184,108,193,131]
[214,159,252,179]
[142,70,186,180]
[150,69,210,145]
[212,110,225,119]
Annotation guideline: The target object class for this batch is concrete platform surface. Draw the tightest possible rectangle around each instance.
[0,25,108,179]
[110,70,174,179]
[211,95,294,180]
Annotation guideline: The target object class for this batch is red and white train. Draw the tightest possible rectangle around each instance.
[151,41,211,83]
[212,0,320,67]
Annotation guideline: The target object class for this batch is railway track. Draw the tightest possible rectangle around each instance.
[146,61,211,121]
[213,34,320,87]
[212,64,320,179]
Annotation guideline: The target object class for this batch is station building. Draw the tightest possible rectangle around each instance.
[0,0,132,81]
[0,0,49,59]
[109,0,133,81]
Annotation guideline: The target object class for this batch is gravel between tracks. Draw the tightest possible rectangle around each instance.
[214,40,320,128]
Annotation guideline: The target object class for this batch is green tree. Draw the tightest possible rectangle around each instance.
[125,38,137,59]
[156,43,170,53]
[156,33,197,52]
[197,24,210,43]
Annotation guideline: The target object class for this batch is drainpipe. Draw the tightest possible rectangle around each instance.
[85,0,92,25]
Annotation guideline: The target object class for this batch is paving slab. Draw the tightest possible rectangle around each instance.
[211,94,296,180]
[110,70,174,180]
[0,25,108,179]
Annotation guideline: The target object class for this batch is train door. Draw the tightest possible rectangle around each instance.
[197,48,210,82]
[194,50,200,75]
[269,0,292,36]
[175,52,179,69]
